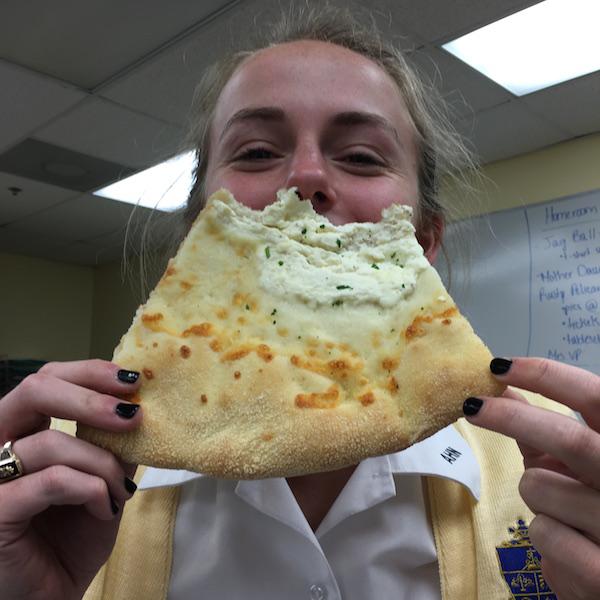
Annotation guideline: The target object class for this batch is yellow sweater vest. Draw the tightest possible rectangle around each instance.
[81,392,564,600]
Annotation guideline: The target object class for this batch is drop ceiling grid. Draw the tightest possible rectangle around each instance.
[0,172,80,225]
[4,193,141,243]
[454,99,573,164]
[0,60,88,154]
[0,0,597,266]
[34,96,186,169]
[408,44,513,119]
[521,71,600,137]
[0,0,242,90]
[387,0,544,45]
[97,0,294,126]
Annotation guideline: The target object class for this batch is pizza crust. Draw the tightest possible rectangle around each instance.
[78,189,504,478]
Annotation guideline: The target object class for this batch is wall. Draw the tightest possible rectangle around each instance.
[0,252,94,361]
[89,260,145,361]
[448,132,600,219]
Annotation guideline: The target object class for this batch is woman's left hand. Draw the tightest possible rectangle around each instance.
[464,357,600,600]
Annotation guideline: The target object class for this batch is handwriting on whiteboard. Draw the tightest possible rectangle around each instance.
[529,197,600,368]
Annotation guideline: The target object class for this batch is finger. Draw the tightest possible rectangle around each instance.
[502,387,529,403]
[13,431,136,504]
[529,514,600,599]
[0,359,140,438]
[463,396,600,489]
[490,357,600,430]
[38,360,142,396]
[520,468,600,542]
[0,466,119,524]
[0,373,142,441]
[501,387,540,462]
[121,461,138,482]
[502,388,575,476]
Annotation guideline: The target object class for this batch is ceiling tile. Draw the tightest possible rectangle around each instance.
[455,100,572,164]
[98,0,420,125]
[0,172,77,225]
[0,0,240,89]
[521,71,600,138]
[0,223,62,257]
[35,97,185,168]
[98,0,276,125]
[7,193,139,242]
[387,0,541,44]
[0,60,86,154]
[408,45,512,119]
[0,139,135,192]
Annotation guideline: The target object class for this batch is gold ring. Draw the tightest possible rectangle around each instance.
[0,441,24,483]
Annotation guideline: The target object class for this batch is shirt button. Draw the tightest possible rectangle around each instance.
[309,584,328,600]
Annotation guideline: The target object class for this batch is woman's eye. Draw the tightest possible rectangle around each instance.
[234,147,276,161]
[342,153,383,166]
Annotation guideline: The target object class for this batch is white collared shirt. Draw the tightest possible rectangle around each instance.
[139,425,479,600]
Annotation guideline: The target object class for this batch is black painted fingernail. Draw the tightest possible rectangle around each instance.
[115,403,140,419]
[110,497,120,515]
[463,397,483,416]
[117,370,140,384]
[490,358,512,375]
[124,477,137,495]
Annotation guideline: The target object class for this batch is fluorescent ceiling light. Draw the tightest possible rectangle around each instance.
[442,0,600,96]
[94,151,196,211]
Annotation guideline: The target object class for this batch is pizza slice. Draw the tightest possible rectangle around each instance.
[78,188,504,478]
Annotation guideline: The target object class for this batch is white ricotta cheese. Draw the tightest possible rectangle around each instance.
[210,188,430,309]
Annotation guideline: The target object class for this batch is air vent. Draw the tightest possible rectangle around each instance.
[0,138,136,192]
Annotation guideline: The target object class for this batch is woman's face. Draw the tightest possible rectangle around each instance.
[204,40,439,259]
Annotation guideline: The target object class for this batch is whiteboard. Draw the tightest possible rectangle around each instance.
[435,188,600,376]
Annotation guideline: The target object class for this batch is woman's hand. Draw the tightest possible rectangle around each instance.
[0,360,143,600]
[464,357,600,600]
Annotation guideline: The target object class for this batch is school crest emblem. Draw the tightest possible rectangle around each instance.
[496,519,556,599]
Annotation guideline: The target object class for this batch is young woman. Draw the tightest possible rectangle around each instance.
[1,9,599,600]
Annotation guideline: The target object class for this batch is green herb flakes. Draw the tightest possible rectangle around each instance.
[336,285,352,290]
[332,299,344,307]
[265,247,271,259]
[336,239,342,248]
[371,263,380,270]
[278,260,284,266]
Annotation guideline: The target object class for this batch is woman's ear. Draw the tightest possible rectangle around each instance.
[417,214,444,264]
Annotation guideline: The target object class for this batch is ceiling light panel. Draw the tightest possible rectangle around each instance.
[94,151,195,212]
[443,0,600,96]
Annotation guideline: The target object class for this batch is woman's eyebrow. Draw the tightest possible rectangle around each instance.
[331,111,403,146]
[219,107,285,141]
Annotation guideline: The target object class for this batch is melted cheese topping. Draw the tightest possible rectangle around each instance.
[206,188,430,309]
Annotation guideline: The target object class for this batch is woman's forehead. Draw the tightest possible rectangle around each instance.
[212,39,415,135]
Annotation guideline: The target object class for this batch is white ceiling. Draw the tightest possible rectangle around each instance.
[0,0,598,266]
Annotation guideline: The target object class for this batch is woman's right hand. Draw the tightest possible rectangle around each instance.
[0,359,143,600]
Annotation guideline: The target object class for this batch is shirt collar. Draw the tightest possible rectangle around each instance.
[138,423,480,500]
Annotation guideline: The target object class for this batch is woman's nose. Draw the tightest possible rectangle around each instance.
[285,146,336,212]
